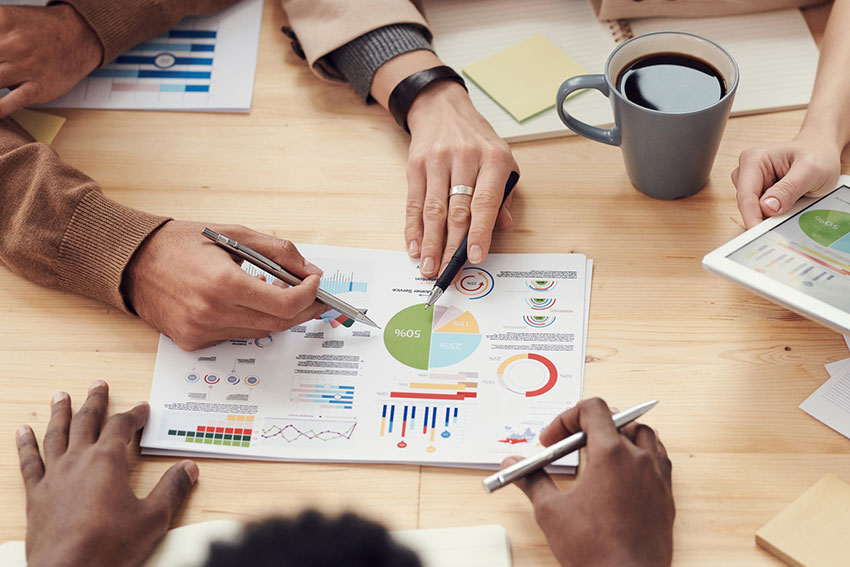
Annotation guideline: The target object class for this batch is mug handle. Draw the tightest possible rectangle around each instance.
[556,75,621,146]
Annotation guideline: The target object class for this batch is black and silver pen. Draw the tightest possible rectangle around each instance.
[202,228,380,328]
[481,400,658,493]
[424,171,520,308]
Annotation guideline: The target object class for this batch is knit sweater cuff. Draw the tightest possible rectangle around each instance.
[49,0,147,64]
[327,24,434,101]
[57,191,170,313]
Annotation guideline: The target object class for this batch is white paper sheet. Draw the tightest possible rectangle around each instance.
[36,0,262,112]
[801,363,850,440]
[141,246,591,472]
[825,357,850,378]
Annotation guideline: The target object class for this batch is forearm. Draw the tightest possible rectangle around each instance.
[800,0,850,146]
[51,0,240,64]
[0,120,169,312]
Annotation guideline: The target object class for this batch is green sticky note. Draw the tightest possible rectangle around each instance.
[463,34,587,122]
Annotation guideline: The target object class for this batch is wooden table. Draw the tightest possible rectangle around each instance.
[0,2,847,565]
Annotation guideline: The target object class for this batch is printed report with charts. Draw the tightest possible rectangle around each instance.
[141,245,592,472]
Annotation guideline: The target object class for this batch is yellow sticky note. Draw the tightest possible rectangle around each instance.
[11,109,66,144]
[756,474,850,567]
[463,34,586,123]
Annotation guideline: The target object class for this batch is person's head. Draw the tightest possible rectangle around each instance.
[204,510,422,567]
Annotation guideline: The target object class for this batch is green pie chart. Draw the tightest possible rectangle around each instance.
[799,209,850,247]
[383,304,482,370]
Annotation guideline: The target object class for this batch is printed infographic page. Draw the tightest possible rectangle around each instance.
[728,186,850,312]
[141,245,591,470]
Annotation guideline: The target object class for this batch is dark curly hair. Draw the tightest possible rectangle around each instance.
[204,510,422,567]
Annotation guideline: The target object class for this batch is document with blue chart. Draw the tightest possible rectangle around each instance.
[37,0,262,112]
[141,245,592,472]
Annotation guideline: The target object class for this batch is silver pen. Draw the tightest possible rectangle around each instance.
[482,400,658,493]
[202,228,380,329]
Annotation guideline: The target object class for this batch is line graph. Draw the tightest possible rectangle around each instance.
[260,417,357,443]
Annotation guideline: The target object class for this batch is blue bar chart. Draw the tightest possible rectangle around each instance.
[39,0,262,111]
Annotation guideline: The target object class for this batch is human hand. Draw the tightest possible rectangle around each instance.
[406,81,518,278]
[16,381,199,567]
[0,4,102,117]
[502,398,675,567]
[732,133,841,229]
[123,221,328,351]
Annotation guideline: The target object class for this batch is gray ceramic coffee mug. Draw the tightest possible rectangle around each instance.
[556,32,739,200]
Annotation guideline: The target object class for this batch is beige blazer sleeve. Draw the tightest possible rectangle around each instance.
[590,0,829,20]
[280,0,431,80]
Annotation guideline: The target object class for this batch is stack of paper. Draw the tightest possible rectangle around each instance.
[142,245,592,472]
[799,335,850,438]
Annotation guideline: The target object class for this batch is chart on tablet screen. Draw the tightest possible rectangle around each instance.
[728,186,850,311]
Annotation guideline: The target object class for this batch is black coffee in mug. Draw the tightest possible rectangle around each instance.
[616,53,726,112]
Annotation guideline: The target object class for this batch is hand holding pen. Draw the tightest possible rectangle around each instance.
[124,221,330,352]
[500,398,675,567]
[425,171,520,307]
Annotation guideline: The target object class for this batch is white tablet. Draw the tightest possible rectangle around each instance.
[702,175,850,335]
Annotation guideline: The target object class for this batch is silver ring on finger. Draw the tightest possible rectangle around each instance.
[449,184,474,198]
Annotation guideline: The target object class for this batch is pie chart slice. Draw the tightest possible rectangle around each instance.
[429,333,482,367]
[799,209,850,247]
[384,305,482,370]
[497,353,558,397]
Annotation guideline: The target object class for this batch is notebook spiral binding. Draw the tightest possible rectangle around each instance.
[608,19,634,42]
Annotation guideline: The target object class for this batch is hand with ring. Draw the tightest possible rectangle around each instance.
[405,81,518,278]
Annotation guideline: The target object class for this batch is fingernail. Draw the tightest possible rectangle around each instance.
[407,240,420,257]
[763,196,781,212]
[421,257,435,274]
[610,407,620,413]
[182,461,200,483]
[51,391,67,406]
[16,425,30,440]
[89,380,107,392]
[469,245,483,264]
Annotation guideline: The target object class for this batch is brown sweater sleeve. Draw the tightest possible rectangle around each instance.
[50,0,242,64]
[0,120,169,312]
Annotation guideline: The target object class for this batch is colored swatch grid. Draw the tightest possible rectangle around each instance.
[167,414,254,447]
[91,29,217,95]
[320,309,355,328]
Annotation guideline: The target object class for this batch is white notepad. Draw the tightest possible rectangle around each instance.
[0,521,511,567]
[424,0,819,142]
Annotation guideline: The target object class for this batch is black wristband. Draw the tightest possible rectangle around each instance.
[388,65,467,133]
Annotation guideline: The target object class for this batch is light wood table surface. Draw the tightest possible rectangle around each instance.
[1,2,848,565]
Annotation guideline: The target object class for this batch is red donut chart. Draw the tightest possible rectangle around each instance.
[497,353,558,397]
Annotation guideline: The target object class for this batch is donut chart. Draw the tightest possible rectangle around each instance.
[497,353,557,397]
[384,304,482,370]
[454,267,494,299]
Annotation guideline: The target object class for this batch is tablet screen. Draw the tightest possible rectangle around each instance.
[726,185,850,312]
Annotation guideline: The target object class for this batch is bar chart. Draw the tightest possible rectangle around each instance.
[39,0,262,111]
[291,379,356,410]
[379,403,461,449]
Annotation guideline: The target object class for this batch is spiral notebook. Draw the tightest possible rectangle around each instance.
[423,0,820,142]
